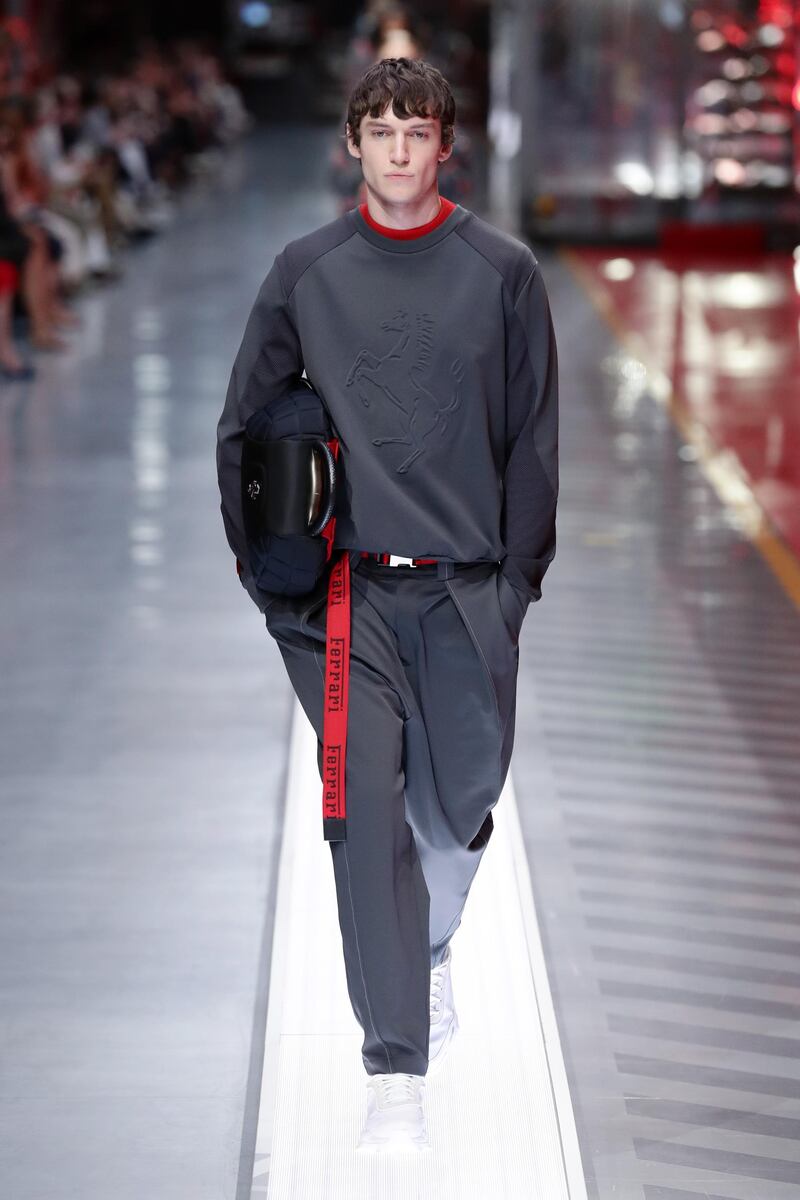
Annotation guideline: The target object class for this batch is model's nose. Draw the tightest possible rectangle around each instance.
[390,139,410,163]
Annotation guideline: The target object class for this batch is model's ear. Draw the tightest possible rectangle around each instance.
[345,123,361,159]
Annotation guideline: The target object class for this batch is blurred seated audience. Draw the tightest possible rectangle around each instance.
[0,185,33,377]
[0,36,251,379]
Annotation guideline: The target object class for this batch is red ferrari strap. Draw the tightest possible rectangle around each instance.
[322,547,350,841]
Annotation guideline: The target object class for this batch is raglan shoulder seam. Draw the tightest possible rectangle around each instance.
[278,225,360,302]
[514,264,538,307]
[287,231,360,299]
[453,218,538,307]
[274,254,290,301]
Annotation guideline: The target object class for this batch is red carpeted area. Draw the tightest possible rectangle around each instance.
[567,245,800,567]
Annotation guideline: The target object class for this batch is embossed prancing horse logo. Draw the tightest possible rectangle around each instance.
[344,308,464,474]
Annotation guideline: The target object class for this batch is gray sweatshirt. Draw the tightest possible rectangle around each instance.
[216,202,558,612]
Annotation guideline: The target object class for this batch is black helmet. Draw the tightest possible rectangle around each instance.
[241,380,340,597]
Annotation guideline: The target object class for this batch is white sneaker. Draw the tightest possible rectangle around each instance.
[427,943,459,1074]
[356,1072,431,1151]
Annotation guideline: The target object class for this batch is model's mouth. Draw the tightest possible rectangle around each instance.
[387,173,413,177]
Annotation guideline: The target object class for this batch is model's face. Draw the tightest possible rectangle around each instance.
[347,103,452,206]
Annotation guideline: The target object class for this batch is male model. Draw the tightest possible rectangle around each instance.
[216,56,558,1152]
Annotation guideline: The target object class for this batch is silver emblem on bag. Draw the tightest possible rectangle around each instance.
[308,446,322,526]
[247,480,260,500]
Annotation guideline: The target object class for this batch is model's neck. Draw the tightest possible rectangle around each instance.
[362,186,442,230]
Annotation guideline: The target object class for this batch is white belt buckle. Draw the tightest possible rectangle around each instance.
[388,554,416,567]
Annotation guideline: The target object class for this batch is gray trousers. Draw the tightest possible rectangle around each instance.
[263,551,530,1076]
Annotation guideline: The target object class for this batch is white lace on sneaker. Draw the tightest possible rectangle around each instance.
[371,1072,423,1106]
[429,960,448,1022]
[358,1072,430,1151]
[428,944,458,1074]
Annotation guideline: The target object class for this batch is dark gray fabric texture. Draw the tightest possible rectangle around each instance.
[216,202,558,611]
[262,552,526,1075]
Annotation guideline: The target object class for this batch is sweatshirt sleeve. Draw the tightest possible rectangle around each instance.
[215,255,304,610]
[500,261,559,602]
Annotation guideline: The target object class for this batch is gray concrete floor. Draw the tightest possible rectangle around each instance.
[2,125,800,1199]
[0,129,337,1200]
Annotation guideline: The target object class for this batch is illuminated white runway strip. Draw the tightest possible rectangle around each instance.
[249,700,587,1199]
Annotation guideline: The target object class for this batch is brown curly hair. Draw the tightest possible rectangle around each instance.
[345,57,456,151]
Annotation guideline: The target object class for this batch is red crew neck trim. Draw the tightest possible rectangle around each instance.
[358,196,456,239]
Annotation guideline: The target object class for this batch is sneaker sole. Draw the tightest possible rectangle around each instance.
[356,1132,432,1152]
[356,1101,431,1152]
